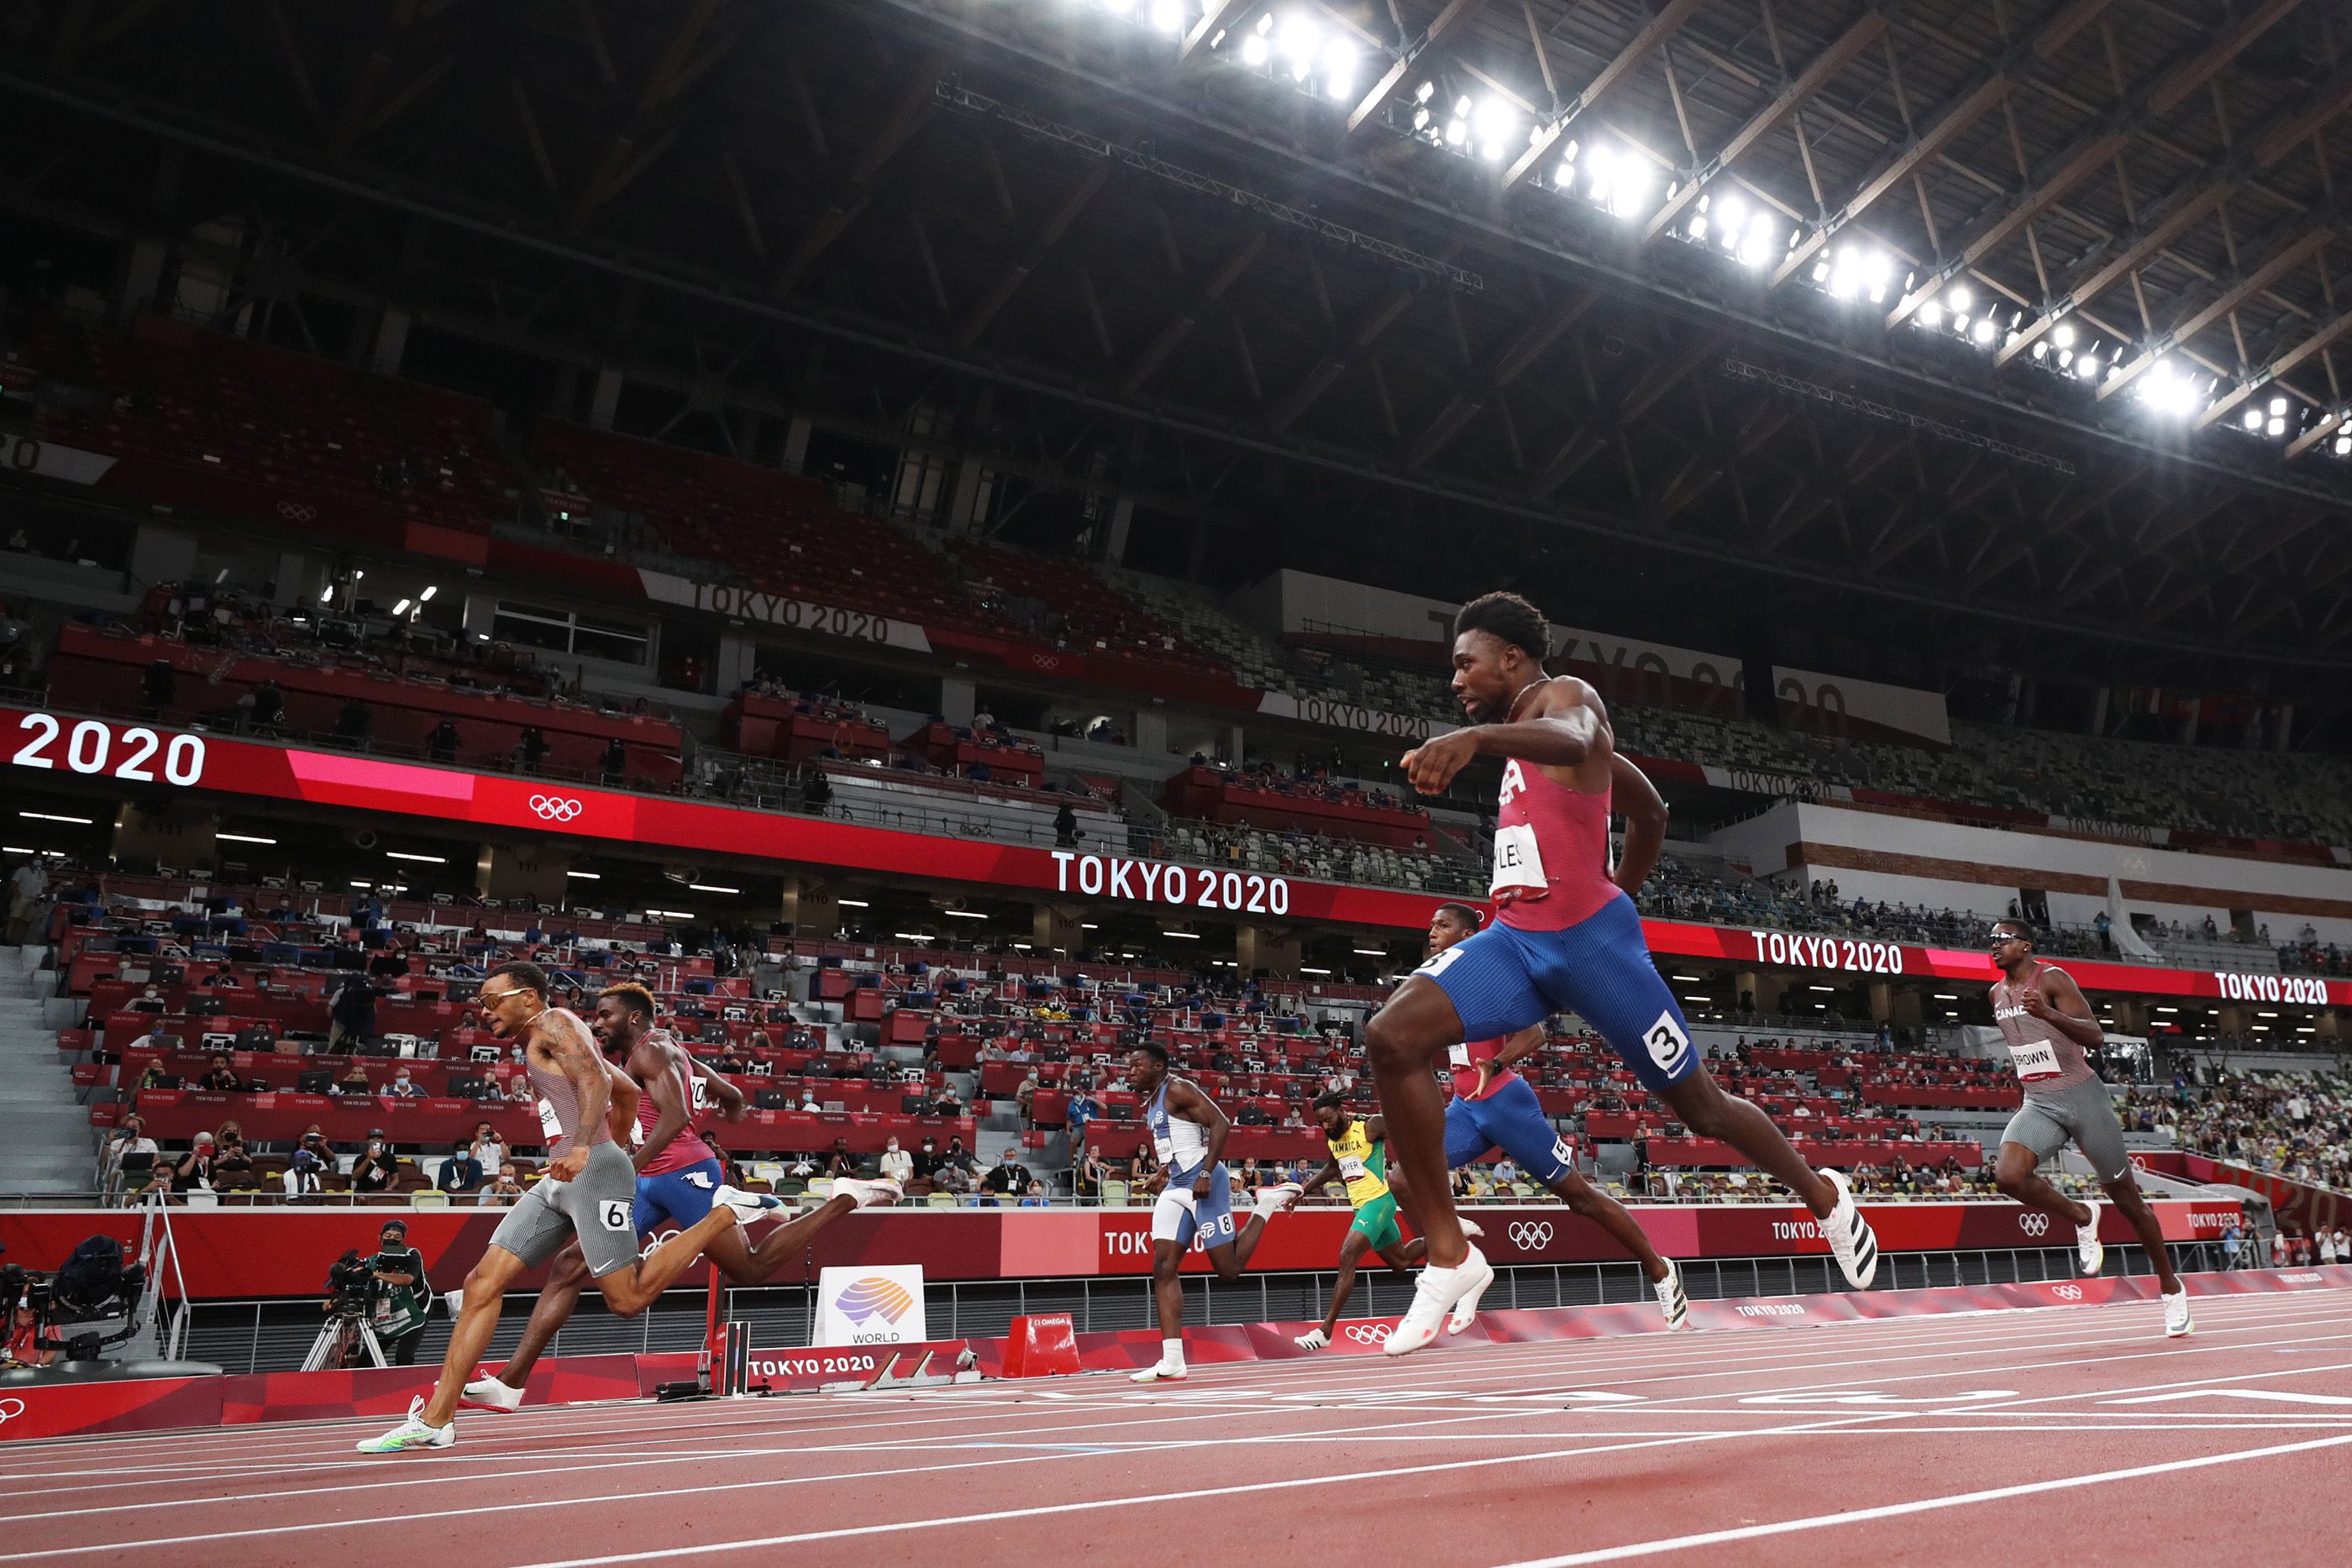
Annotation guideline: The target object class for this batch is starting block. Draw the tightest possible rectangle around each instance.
[1000,1313,1081,1378]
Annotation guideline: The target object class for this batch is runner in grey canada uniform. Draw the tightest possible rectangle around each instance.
[1991,963,2128,1181]
[488,1034,643,1277]
[1985,920,2192,1337]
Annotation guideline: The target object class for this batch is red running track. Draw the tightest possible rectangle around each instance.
[2,1288,2349,1567]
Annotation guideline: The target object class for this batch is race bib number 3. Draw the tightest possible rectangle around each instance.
[2008,1037,2062,1079]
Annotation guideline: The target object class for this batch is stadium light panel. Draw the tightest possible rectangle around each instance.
[1299,966,1332,975]
[2243,408,2265,431]
[835,897,869,906]
[1149,0,1184,33]
[2075,354,2098,380]
[566,870,601,879]
[1241,31,1268,64]
[419,585,438,601]
[2334,434,2351,455]
[19,811,92,825]
[2269,396,2288,415]
[1415,79,1434,102]
[2266,417,2286,436]
[2053,324,2076,349]
[689,884,741,894]
[384,851,445,864]
[217,832,277,845]
[1947,285,1971,312]
[942,908,990,919]
[392,599,412,616]
[1971,317,1996,345]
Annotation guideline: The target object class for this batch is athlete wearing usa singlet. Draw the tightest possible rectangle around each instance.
[630,1025,727,1233]
[1991,951,2127,1180]
[1443,1027,1579,1187]
[1415,745,1699,1095]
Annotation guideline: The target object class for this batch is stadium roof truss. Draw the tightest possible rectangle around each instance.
[2,0,2350,689]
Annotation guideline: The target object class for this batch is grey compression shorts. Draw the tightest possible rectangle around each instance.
[487,1141,642,1277]
[2000,1077,2130,1183]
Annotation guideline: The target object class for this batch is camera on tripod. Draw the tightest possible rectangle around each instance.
[324,1250,377,1318]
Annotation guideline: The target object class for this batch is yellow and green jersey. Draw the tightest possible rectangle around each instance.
[1325,1117,1389,1209]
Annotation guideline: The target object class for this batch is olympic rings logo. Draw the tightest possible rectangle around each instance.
[1343,1324,1390,1345]
[2053,1284,2082,1300]
[0,1398,23,1427]
[1507,1221,1555,1251]
[2018,1213,2050,1236]
[529,794,585,822]
[275,501,318,522]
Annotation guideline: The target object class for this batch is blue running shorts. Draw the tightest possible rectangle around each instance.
[1445,1077,1578,1186]
[633,1156,724,1233]
[1415,889,1698,1094]
[1150,1161,1239,1251]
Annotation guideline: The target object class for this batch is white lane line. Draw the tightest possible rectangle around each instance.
[1479,1431,2352,1566]
[486,1413,1917,1568]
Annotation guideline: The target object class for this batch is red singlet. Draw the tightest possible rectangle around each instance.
[633,1030,719,1176]
[1490,757,1619,931]
[1447,1036,1520,1102]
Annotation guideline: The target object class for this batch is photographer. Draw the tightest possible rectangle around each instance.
[367,1220,433,1366]
[349,1132,399,1194]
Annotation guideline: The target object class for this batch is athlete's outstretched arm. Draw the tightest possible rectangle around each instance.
[1402,680,1607,793]
[685,1055,749,1120]
[539,1014,622,1175]
[1303,1156,1343,1196]
[1608,754,1668,896]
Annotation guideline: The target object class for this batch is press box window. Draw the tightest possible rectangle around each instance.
[492,602,650,665]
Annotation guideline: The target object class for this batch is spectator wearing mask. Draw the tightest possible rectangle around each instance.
[824,1138,863,1180]
[212,1126,253,1177]
[480,1162,526,1204]
[984,1151,1031,1198]
[1015,1069,1041,1124]
[436,1142,485,1195]
[349,1135,399,1194]
[1018,1180,1051,1209]
[385,1067,425,1099]
[878,1136,913,1188]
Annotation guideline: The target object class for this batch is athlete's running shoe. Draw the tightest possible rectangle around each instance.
[1293,1328,1330,1350]
[1818,1168,1879,1289]
[2163,1287,2195,1339]
[1386,1243,1494,1355]
[1459,1219,1483,1239]
[833,1177,904,1209]
[1653,1259,1690,1331]
[1255,1182,1305,1218]
[356,1395,454,1454]
[1129,1361,1188,1383]
[713,1184,785,1223]
[460,1375,524,1413]
[2075,1199,2105,1277]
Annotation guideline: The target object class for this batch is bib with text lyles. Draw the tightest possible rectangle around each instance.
[1489,821,1548,900]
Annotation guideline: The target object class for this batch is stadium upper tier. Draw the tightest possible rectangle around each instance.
[8,314,2352,863]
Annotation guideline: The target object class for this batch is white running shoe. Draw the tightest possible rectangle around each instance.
[1460,1219,1483,1238]
[1255,1181,1305,1219]
[1818,1168,1879,1289]
[1129,1361,1188,1383]
[2163,1288,2194,1339]
[713,1185,785,1223]
[1386,1244,1494,1355]
[832,1177,903,1209]
[460,1375,524,1413]
[355,1395,454,1454]
[1294,1328,1330,1350]
[2075,1200,2105,1277]
[1652,1259,1690,1331]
